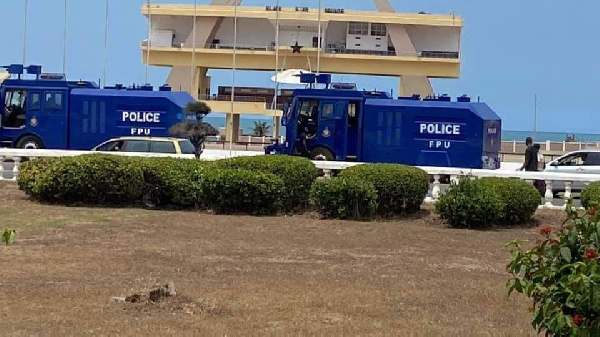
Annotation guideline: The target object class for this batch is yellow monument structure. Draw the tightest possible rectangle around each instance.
[141,0,463,141]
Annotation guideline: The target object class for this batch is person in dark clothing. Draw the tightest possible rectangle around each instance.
[519,137,539,171]
[519,137,546,196]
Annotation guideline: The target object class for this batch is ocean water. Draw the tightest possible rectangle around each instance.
[204,116,600,142]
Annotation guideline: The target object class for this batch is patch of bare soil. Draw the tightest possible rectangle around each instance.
[0,183,565,336]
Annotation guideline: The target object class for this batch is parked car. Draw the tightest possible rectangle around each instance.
[92,137,195,155]
[544,150,600,194]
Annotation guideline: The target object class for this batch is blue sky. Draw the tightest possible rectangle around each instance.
[1,0,599,133]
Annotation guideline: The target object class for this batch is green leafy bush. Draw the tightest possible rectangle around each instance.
[215,155,317,212]
[29,154,144,205]
[339,164,429,217]
[200,168,283,215]
[18,157,58,196]
[435,177,504,229]
[310,177,378,221]
[581,182,600,210]
[478,177,540,225]
[135,157,211,209]
[506,202,600,335]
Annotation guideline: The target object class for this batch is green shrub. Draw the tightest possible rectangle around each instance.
[339,164,429,217]
[29,154,144,205]
[310,176,378,221]
[506,202,600,335]
[135,157,211,209]
[581,182,600,210]
[435,177,504,229]
[18,157,58,196]
[214,155,317,212]
[478,177,540,225]
[200,168,283,215]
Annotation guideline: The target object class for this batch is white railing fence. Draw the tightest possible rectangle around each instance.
[1,149,598,211]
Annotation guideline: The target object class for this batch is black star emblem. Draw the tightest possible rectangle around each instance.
[291,41,303,54]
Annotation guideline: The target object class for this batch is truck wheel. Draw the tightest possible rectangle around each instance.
[16,136,45,149]
[309,147,335,161]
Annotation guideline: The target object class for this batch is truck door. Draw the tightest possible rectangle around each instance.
[315,100,347,160]
[2,89,28,129]
[346,101,360,160]
[38,90,69,148]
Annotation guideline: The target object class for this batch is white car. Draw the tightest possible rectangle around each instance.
[544,150,600,194]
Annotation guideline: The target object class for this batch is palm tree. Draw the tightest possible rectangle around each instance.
[169,101,216,159]
[252,121,271,137]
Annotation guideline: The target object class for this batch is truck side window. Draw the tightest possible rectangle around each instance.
[3,89,27,128]
[44,92,63,110]
[321,103,334,118]
[29,92,41,110]
[348,102,359,127]
[298,100,318,118]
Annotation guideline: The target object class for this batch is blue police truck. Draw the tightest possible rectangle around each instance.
[266,74,502,169]
[0,65,194,150]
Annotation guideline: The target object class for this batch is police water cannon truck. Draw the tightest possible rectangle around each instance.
[0,64,195,150]
[266,74,502,169]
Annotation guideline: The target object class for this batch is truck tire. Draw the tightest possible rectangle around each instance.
[16,136,45,149]
[309,147,335,161]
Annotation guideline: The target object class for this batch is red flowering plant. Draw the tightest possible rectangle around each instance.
[505,199,600,335]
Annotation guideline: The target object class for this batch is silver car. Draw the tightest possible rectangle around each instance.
[544,150,600,194]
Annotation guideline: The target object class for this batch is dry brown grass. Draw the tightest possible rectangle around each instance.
[0,182,565,336]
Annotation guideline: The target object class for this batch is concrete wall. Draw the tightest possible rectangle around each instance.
[405,26,460,53]
[152,15,193,46]
[214,18,275,47]
[325,21,347,47]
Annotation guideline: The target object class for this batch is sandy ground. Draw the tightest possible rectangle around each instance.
[0,182,565,336]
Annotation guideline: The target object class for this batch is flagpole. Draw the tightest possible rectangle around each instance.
[62,0,68,74]
[533,94,538,143]
[23,0,30,66]
[229,1,238,155]
[273,0,280,111]
[145,0,152,84]
[191,0,197,99]
[317,0,322,76]
[102,0,109,88]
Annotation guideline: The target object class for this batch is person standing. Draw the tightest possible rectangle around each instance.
[519,137,545,196]
[519,137,539,172]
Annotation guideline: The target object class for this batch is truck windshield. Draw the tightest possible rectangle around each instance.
[282,99,296,127]
[178,140,195,154]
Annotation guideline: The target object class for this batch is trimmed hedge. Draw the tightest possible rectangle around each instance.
[135,157,211,209]
[581,181,600,209]
[214,155,317,212]
[435,177,504,229]
[339,164,429,217]
[18,157,58,196]
[310,176,378,221]
[478,177,540,225]
[26,155,144,205]
[200,168,283,215]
